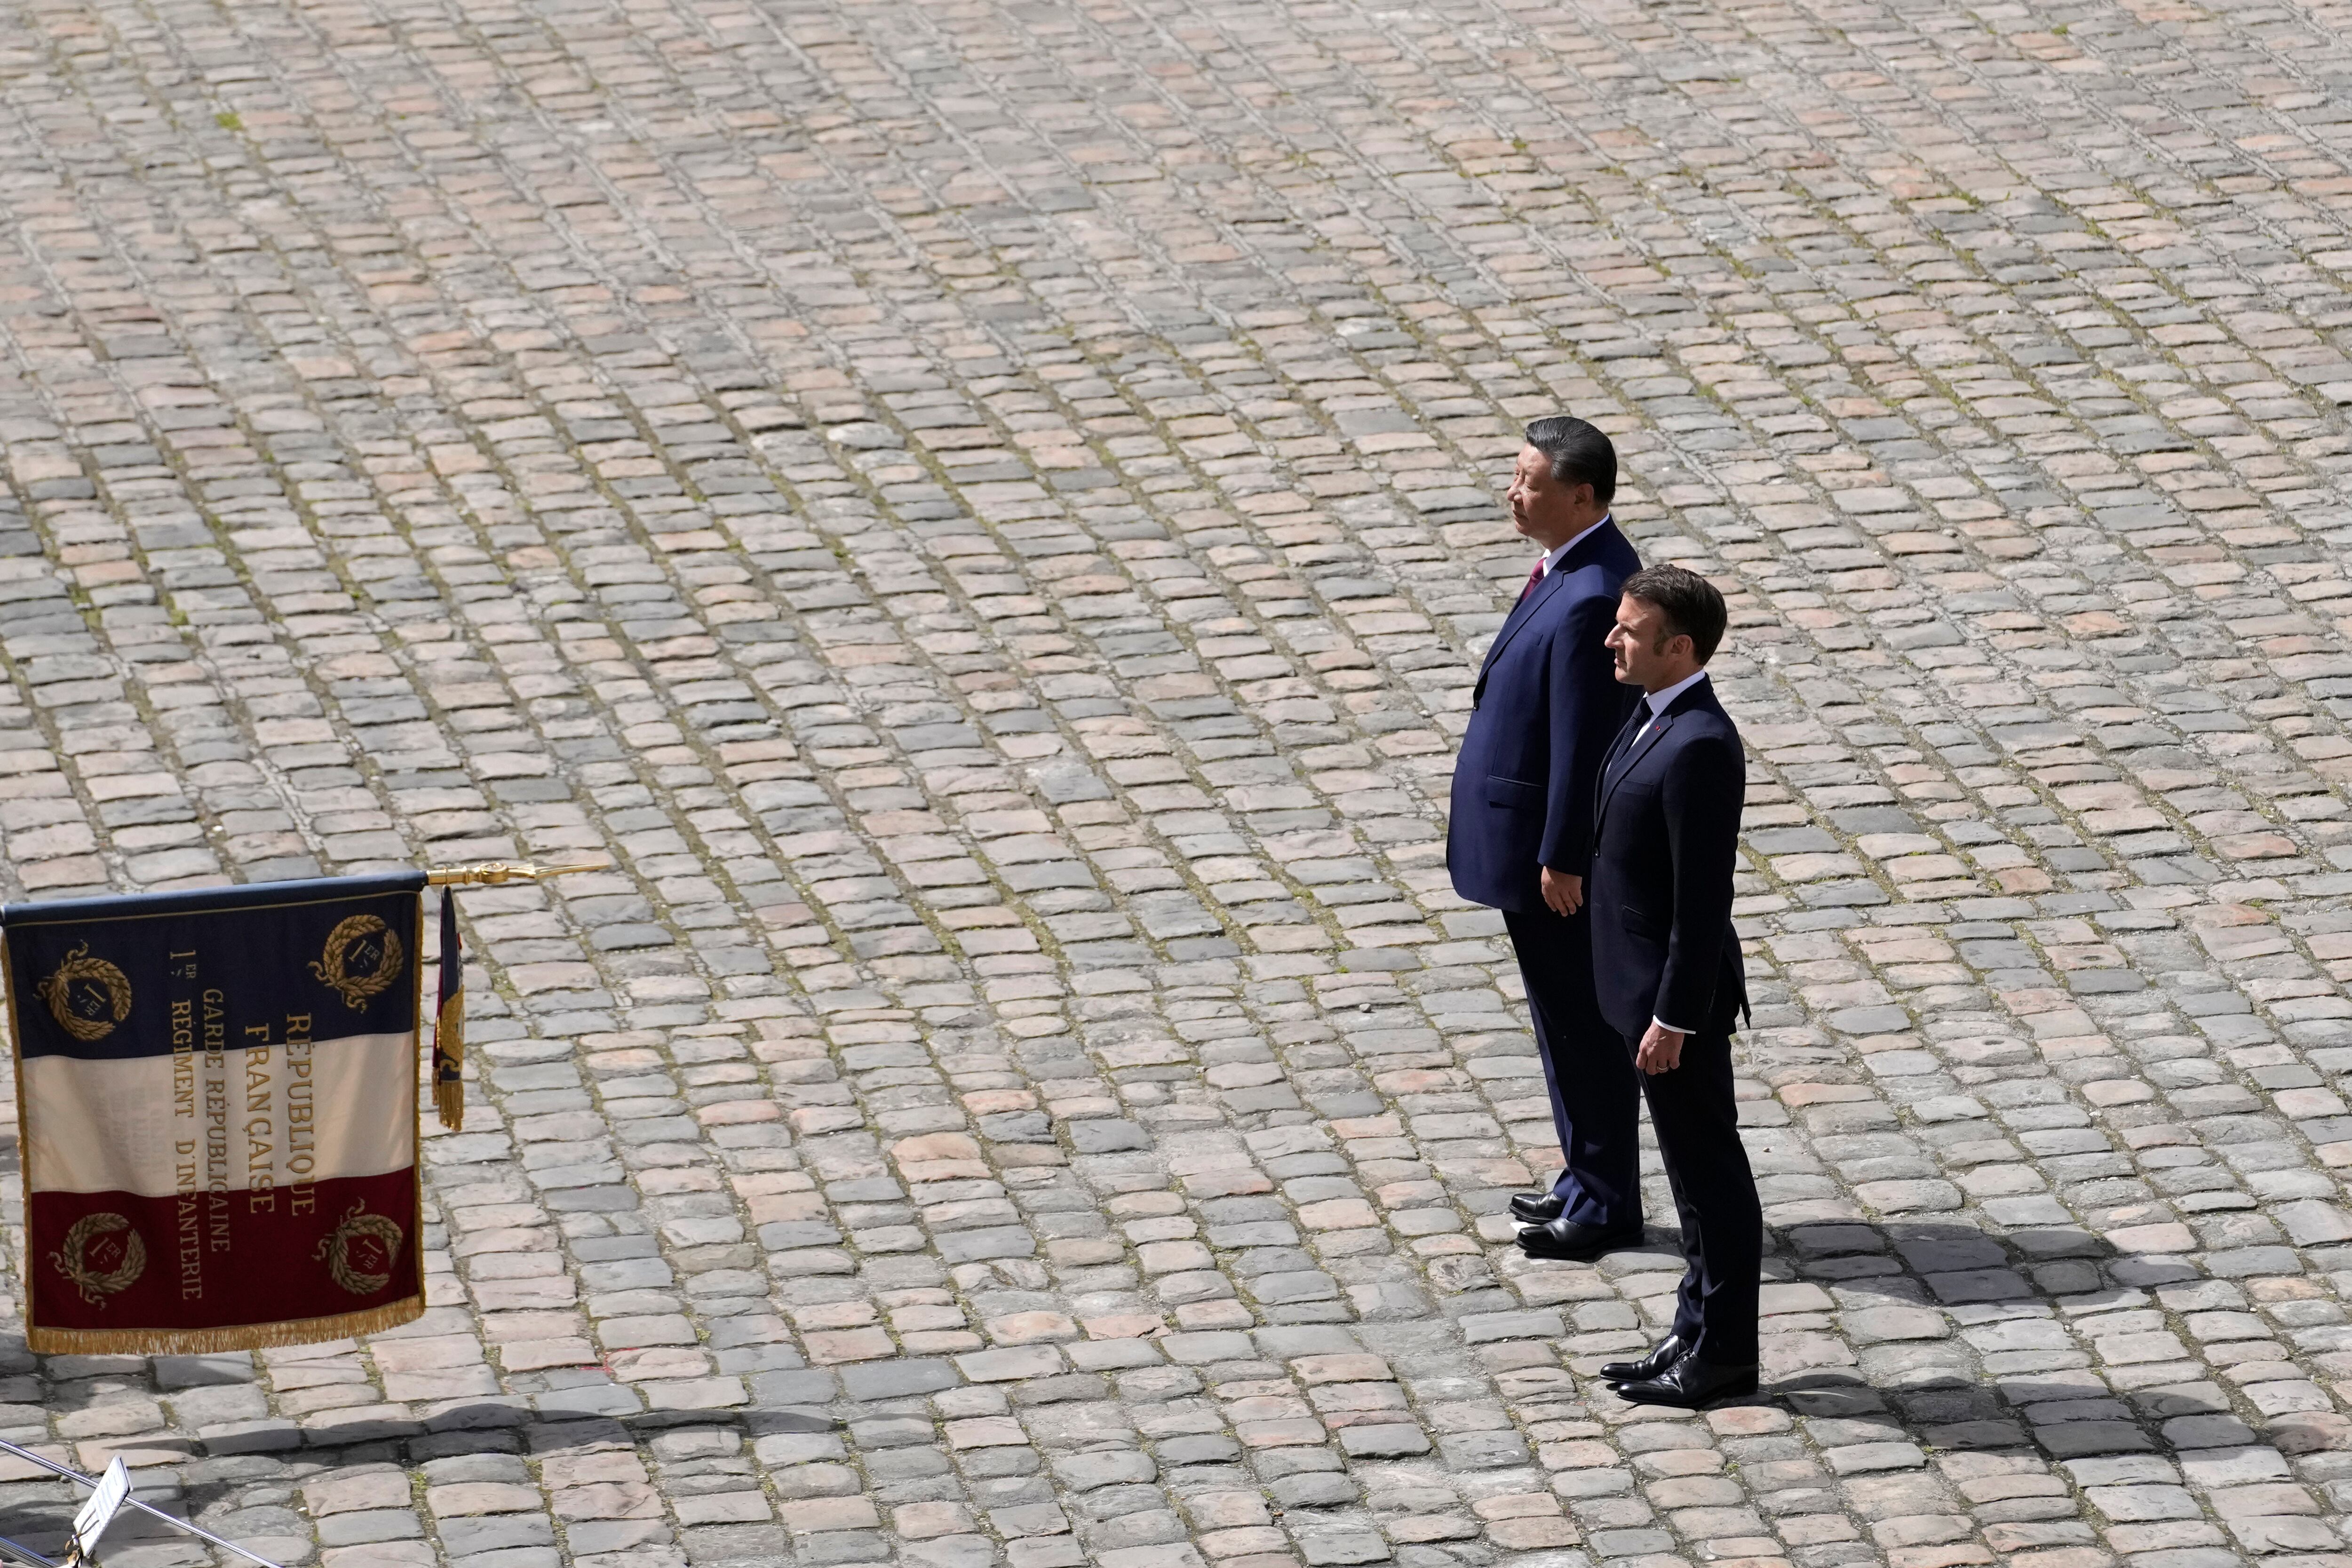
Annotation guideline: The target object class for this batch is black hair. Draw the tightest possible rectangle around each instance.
[1524,415,1616,505]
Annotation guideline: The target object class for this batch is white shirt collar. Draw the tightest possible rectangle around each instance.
[1538,514,1612,577]
[1645,668,1709,717]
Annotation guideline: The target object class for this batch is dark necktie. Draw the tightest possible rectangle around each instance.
[1608,703,1655,786]
[1629,700,1662,749]
[1520,560,1543,600]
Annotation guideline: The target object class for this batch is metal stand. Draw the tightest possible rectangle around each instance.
[0,1440,283,1568]
[0,1532,55,1568]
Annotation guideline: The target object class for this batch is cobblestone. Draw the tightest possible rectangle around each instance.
[0,0,2349,1562]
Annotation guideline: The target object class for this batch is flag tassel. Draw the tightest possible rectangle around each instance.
[433,888,464,1130]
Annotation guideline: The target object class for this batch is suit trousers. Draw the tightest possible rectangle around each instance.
[1504,906,1640,1229]
[1633,1026,1761,1367]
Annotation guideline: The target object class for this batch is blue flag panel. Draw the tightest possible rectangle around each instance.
[3,873,427,1062]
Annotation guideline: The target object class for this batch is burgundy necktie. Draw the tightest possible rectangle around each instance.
[1520,561,1543,600]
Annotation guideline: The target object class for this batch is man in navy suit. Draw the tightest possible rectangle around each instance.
[1586,565,1760,1409]
[1447,416,1645,1261]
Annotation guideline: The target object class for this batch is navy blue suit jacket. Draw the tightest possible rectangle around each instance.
[1589,677,1748,1039]
[1448,521,1641,914]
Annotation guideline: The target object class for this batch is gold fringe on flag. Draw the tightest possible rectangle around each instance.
[28,1297,424,1356]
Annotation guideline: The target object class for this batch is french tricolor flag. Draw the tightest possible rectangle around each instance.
[5,875,430,1354]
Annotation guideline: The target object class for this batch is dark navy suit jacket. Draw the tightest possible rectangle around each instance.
[1448,521,1641,914]
[1589,677,1748,1039]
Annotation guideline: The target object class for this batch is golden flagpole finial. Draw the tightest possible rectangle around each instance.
[426,861,607,886]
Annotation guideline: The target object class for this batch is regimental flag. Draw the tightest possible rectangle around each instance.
[3,873,429,1354]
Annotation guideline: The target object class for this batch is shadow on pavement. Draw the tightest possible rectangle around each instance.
[1525,1216,2344,1468]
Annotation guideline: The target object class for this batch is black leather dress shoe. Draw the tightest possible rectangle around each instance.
[1599,1334,1686,1385]
[1510,1189,1565,1224]
[1613,1354,1758,1409]
[1515,1217,1645,1261]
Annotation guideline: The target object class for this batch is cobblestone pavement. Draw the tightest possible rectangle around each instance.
[11,0,2352,1565]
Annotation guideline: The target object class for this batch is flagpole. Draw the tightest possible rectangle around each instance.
[0,1439,284,1568]
[426,861,604,885]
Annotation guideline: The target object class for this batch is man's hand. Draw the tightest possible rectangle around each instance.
[1636,1021,1685,1075]
[1540,868,1582,916]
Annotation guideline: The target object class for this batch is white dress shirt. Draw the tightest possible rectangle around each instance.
[1626,669,1710,1036]
[1630,668,1709,748]
[1535,514,1612,579]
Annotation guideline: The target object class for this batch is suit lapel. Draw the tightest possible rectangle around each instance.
[1590,705,1645,832]
[1473,561,1568,702]
[1597,701,1644,778]
[1596,706,1671,828]
[1596,680,1722,828]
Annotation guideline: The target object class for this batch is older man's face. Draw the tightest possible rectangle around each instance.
[1508,445,1597,550]
[1509,446,1565,543]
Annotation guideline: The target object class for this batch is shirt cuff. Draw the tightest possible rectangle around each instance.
[1652,1016,1692,1036]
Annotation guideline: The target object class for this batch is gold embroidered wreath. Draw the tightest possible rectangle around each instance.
[315,1202,404,1296]
[36,942,132,1043]
[51,1212,145,1307]
[310,914,404,1010]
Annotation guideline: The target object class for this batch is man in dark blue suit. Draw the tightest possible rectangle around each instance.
[1447,416,1645,1261]
[1586,565,1760,1409]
